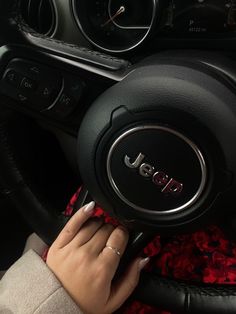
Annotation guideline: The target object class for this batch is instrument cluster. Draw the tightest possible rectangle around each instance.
[72,0,236,53]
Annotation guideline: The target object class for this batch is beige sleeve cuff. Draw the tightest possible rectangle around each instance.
[0,250,83,314]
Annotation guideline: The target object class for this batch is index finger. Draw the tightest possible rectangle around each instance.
[53,201,95,249]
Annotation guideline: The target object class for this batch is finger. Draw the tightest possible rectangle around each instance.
[69,217,104,247]
[85,223,114,254]
[107,257,150,313]
[53,201,95,249]
[100,226,129,278]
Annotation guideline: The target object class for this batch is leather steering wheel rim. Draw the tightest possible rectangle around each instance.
[1,1,236,313]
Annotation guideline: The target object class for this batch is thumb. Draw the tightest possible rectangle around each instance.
[107,257,150,312]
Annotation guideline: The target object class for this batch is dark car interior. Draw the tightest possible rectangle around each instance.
[1,0,236,313]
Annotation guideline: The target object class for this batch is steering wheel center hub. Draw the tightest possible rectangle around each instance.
[78,60,236,232]
[107,125,207,214]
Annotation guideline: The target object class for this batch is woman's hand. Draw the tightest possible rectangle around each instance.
[46,202,149,314]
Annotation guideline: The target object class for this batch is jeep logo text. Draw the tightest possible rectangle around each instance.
[124,153,183,196]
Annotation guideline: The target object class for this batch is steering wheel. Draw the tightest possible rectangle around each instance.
[1,1,236,313]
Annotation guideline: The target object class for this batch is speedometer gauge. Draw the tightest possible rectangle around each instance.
[72,0,158,53]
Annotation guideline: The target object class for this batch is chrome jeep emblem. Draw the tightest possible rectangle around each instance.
[124,153,183,196]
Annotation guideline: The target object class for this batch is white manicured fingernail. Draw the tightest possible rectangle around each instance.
[83,201,95,215]
[139,257,150,270]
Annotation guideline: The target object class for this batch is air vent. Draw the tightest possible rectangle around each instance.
[20,0,56,36]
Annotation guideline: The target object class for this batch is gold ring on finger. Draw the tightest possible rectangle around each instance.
[105,245,121,257]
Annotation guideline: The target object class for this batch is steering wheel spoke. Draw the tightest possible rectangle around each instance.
[0,43,124,136]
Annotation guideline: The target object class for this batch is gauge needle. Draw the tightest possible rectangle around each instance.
[101,6,125,28]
